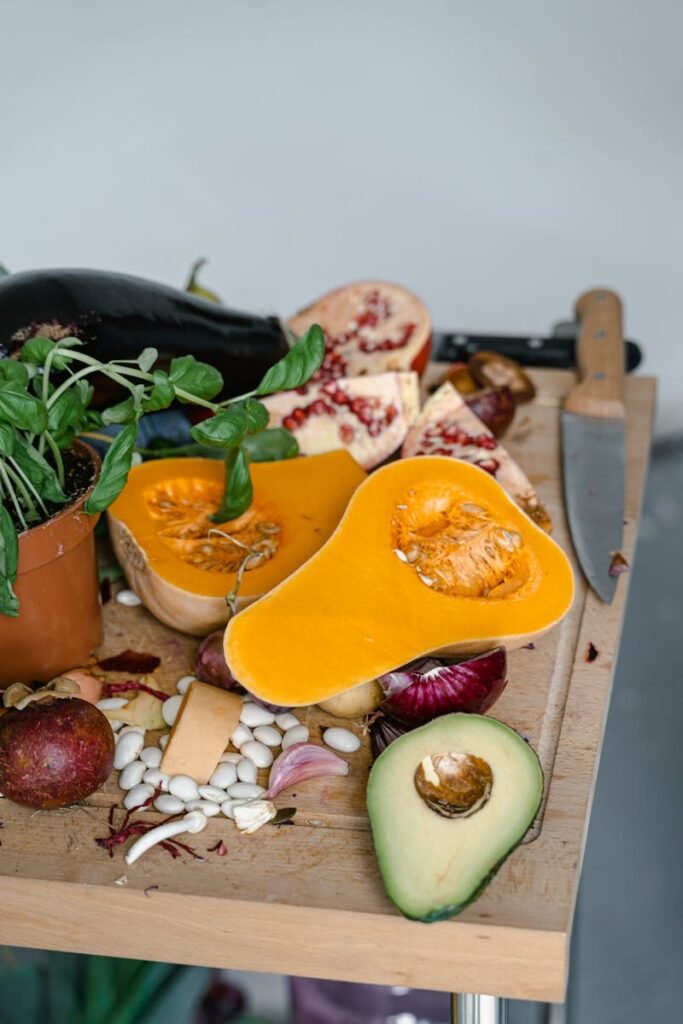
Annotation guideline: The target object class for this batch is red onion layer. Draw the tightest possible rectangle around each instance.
[378,647,507,726]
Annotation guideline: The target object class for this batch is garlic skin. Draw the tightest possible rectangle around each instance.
[232,799,276,834]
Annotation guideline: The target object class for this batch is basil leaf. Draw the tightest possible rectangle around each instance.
[48,389,86,440]
[84,422,138,514]
[242,427,298,462]
[0,577,19,617]
[142,370,175,413]
[0,505,19,617]
[0,387,47,433]
[19,336,82,370]
[0,422,15,456]
[210,446,253,523]
[170,355,223,402]
[137,347,158,373]
[231,398,270,434]
[12,437,67,503]
[0,359,29,388]
[102,385,144,426]
[189,407,248,449]
[256,324,325,395]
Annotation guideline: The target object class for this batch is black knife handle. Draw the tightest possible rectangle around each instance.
[432,331,642,372]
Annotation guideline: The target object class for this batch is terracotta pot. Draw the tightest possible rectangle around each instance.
[0,441,103,686]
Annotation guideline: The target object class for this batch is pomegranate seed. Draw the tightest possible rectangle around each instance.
[339,423,355,444]
[475,458,500,475]
[310,400,328,415]
[282,416,297,431]
[292,408,307,424]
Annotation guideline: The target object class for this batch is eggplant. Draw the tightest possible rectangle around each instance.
[0,268,289,403]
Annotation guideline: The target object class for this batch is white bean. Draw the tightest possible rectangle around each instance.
[110,720,123,732]
[118,725,145,738]
[236,758,257,784]
[118,760,146,790]
[140,747,162,768]
[114,731,145,770]
[142,768,170,791]
[220,799,246,820]
[96,697,129,711]
[116,589,142,607]
[162,694,183,727]
[240,740,273,769]
[185,799,221,817]
[209,763,237,789]
[253,725,281,748]
[227,782,265,800]
[176,675,196,695]
[239,703,275,728]
[168,775,199,803]
[219,752,242,764]
[154,794,185,814]
[230,723,253,749]
[198,784,228,804]
[159,733,170,750]
[322,727,361,753]
[123,782,155,810]
[275,712,299,731]
[282,725,309,750]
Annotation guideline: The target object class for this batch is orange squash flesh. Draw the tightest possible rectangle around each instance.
[107,451,366,635]
[225,457,574,706]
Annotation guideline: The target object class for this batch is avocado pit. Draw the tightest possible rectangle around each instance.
[414,752,493,818]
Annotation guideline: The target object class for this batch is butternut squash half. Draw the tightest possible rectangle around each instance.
[108,451,366,635]
[225,457,574,706]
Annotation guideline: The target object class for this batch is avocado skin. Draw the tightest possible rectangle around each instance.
[367,714,544,923]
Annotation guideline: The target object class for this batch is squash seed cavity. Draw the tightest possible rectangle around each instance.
[390,481,528,598]
[144,480,281,573]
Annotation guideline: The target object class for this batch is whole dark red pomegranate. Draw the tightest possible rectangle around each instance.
[0,696,115,809]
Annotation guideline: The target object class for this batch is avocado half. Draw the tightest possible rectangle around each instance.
[367,714,543,922]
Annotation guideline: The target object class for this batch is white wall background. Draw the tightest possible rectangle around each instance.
[1,0,681,432]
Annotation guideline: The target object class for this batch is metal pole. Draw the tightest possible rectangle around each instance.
[451,993,510,1024]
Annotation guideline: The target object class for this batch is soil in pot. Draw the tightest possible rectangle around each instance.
[0,441,103,687]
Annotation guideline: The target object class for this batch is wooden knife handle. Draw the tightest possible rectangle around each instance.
[564,289,626,419]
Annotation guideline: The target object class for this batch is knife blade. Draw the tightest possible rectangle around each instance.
[432,327,642,370]
[561,289,626,603]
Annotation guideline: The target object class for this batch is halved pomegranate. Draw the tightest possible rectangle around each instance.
[287,281,431,381]
[401,382,552,532]
[263,371,420,470]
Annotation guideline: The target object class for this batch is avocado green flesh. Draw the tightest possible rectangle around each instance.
[367,714,543,922]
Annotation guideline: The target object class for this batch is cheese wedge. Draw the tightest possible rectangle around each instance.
[160,681,243,783]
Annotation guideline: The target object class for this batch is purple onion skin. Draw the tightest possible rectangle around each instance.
[195,630,290,713]
[379,647,507,726]
[195,631,239,690]
[369,714,411,759]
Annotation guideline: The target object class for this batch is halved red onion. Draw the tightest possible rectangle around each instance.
[265,742,349,798]
[378,647,507,726]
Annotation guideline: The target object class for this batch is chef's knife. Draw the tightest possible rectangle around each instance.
[432,325,642,370]
[561,289,626,603]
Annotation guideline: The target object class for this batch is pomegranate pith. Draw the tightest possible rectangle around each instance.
[287,280,431,381]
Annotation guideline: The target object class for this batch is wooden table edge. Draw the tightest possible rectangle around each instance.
[0,874,568,1003]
